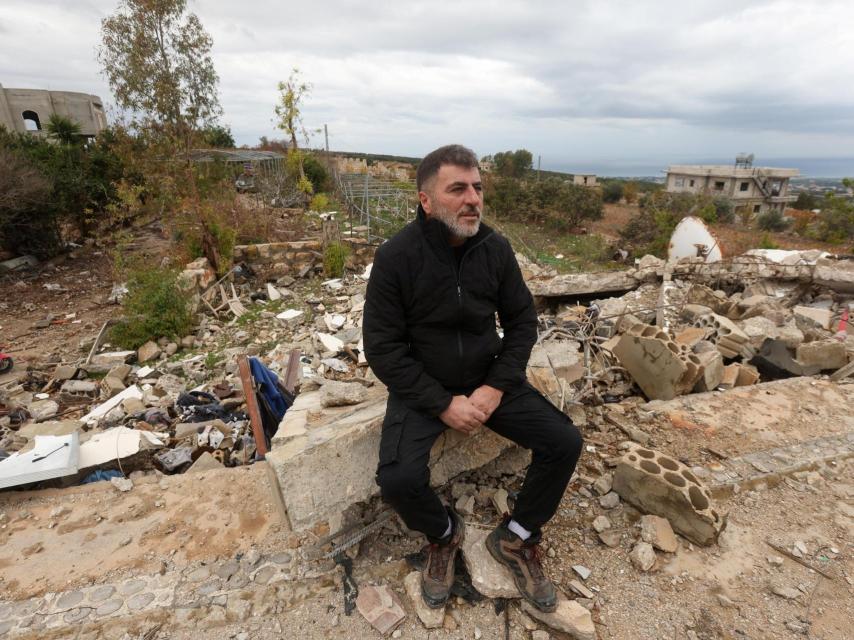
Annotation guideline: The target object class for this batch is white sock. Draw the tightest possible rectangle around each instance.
[441,516,453,539]
[508,519,532,541]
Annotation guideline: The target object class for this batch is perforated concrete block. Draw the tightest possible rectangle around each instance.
[612,442,725,546]
[690,310,753,360]
[613,324,704,400]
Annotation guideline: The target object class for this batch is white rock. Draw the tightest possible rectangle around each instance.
[320,381,368,408]
[110,477,133,492]
[461,526,519,598]
[572,565,591,581]
[267,283,282,301]
[316,332,344,354]
[521,592,596,640]
[403,572,443,628]
[639,515,679,553]
[629,542,656,571]
[324,313,346,332]
[592,515,611,533]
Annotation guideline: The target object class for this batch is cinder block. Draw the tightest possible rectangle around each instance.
[612,442,725,546]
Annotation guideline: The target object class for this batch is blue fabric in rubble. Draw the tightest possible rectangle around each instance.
[248,357,291,426]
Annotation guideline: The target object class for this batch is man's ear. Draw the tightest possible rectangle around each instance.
[418,190,432,214]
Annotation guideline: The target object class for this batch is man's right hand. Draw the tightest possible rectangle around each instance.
[439,395,486,434]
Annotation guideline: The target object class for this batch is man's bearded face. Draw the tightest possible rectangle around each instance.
[432,200,482,239]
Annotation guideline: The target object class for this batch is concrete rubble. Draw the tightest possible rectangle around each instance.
[2,238,854,637]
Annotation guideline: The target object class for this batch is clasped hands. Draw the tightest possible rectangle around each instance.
[439,385,503,435]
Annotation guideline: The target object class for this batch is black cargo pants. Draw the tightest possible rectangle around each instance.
[375,383,583,541]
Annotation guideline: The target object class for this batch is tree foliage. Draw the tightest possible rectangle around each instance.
[275,68,314,190]
[201,124,235,148]
[485,175,602,232]
[98,0,221,143]
[602,181,623,203]
[489,149,533,178]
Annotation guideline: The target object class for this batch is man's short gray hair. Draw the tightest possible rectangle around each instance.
[416,144,479,192]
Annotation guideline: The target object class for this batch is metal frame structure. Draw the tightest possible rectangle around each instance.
[335,172,418,243]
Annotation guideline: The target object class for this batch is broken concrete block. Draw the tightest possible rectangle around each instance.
[592,474,612,496]
[267,283,282,301]
[612,442,724,546]
[355,584,406,635]
[102,376,126,397]
[461,526,519,598]
[403,571,443,629]
[187,451,224,474]
[675,327,708,347]
[734,364,760,387]
[612,324,703,400]
[751,338,820,378]
[639,515,678,553]
[153,374,186,398]
[316,332,344,354]
[520,592,596,640]
[60,379,99,397]
[137,341,162,363]
[320,380,368,408]
[629,542,656,571]
[793,305,832,330]
[17,420,82,439]
[106,364,132,382]
[53,364,78,381]
[27,399,59,422]
[796,340,847,370]
[718,364,740,390]
[89,350,135,370]
[592,515,611,533]
[693,350,723,392]
[110,476,133,492]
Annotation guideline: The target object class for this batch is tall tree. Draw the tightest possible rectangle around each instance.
[274,68,313,190]
[98,0,221,147]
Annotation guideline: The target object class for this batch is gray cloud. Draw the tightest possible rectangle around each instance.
[2,0,853,173]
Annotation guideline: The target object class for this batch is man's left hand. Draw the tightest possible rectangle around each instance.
[468,385,503,421]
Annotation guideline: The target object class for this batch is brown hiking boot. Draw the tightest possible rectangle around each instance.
[421,509,464,608]
[486,518,557,612]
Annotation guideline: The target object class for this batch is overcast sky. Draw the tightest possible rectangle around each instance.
[2,0,853,175]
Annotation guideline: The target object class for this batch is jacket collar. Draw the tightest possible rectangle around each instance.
[416,204,492,255]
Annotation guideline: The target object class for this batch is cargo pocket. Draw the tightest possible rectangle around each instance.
[378,406,407,467]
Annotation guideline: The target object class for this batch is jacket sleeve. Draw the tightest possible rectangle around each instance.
[483,242,538,392]
[363,245,454,416]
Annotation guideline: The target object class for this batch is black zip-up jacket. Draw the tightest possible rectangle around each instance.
[363,206,537,417]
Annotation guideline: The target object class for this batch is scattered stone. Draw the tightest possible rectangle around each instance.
[110,477,133,492]
[572,565,591,581]
[320,380,368,408]
[592,474,612,496]
[771,585,801,600]
[797,340,847,370]
[28,399,59,422]
[316,332,344,354]
[598,492,620,509]
[404,571,443,629]
[568,580,595,599]
[598,530,622,548]
[53,364,78,381]
[629,542,656,571]
[187,451,224,474]
[455,494,476,516]
[461,526,519,598]
[639,515,679,553]
[137,341,162,363]
[521,592,596,640]
[355,584,406,635]
[592,515,611,533]
[491,488,510,515]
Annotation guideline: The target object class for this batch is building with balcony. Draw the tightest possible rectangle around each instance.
[665,156,798,217]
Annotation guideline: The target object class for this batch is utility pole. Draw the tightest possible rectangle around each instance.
[537,155,541,181]
[324,124,329,153]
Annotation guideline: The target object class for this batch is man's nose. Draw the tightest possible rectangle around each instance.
[463,185,481,205]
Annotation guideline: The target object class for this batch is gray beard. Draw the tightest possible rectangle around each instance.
[433,204,482,240]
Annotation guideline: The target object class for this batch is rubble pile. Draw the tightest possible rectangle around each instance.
[527,250,854,404]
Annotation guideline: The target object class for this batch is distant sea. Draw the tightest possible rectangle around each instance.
[545,157,854,179]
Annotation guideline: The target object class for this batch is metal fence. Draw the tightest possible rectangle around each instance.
[335,172,418,243]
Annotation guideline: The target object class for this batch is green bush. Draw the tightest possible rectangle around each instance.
[323,242,350,278]
[109,266,195,349]
[485,176,602,232]
[812,192,854,243]
[303,153,331,192]
[758,233,779,249]
[310,193,330,211]
[602,181,623,203]
[713,197,735,223]
[757,209,790,232]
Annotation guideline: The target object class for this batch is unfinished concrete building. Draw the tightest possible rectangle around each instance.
[0,83,107,139]
[572,173,598,187]
[666,155,798,217]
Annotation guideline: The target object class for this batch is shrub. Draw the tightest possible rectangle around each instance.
[109,266,195,349]
[813,195,854,243]
[310,193,330,211]
[758,233,779,249]
[323,242,350,277]
[712,197,735,223]
[602,181,623,203]
[485,176,602,232]
[622,181,639,204]
[757,209,790,232]
[303,153,331,192]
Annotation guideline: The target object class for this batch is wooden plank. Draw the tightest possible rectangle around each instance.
[237,355,268,459]
[830,359,854,382]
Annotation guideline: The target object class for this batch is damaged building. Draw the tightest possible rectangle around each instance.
[0,83,107,140]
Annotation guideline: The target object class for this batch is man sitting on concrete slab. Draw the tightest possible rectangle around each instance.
[364,144,583,612]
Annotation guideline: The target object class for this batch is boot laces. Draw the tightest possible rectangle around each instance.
[517,543,546,580]
[427,543,453,580]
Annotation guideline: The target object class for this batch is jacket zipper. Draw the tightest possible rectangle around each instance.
[454,231,493,386]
